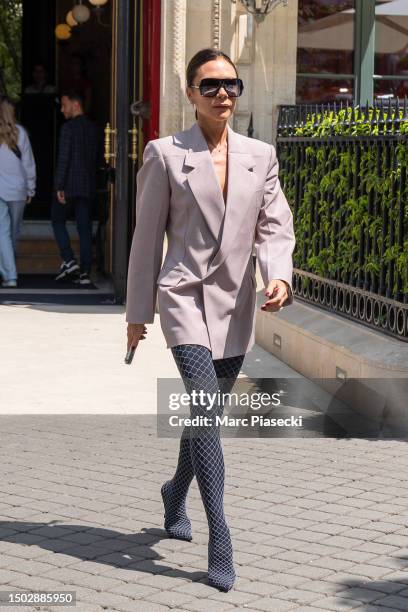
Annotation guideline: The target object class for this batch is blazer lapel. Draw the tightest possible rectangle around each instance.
[207,124,257,275]
[183,122,257,276]
[184,123,225,243]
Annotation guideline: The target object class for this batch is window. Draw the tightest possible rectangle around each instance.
[297,0,408,104]
[297,0,355,103]
[374,0,408,99]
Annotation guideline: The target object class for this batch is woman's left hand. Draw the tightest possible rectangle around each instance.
[261,279,290,312]
[26,197,32,204]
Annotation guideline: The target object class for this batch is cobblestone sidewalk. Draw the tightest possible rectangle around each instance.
[1,416,408,612]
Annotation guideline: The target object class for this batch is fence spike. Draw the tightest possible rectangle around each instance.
[370,99,376,129]
[313,104,319,129]
[291,107,295,134]
[284,107,289,136]
[386,97,393,134]
[379,99,385,134]
[395,97,400,135]
[349,105,355,131]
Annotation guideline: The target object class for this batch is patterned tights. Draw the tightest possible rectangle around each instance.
[161,344,245,592]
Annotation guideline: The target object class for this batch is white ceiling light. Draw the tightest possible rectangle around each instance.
[89,0,109,5]
[72,3,91,24]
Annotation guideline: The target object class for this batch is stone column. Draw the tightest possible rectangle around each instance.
[271,0,299,143]
[159,0,298,141]
[185,0,212,128]
[222,0,298,143]
[212,0,221,49]
[160,0,187,136]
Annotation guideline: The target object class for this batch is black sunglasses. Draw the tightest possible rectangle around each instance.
[190,78,244,98]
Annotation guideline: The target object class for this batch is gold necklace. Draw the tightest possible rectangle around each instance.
[209,140,227,154]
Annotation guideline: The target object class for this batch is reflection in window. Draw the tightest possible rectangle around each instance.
[374,78,408,100]
[297,0,355,103]
[298,0,354,74]
[375,0,408,99]
[297,77,353,104]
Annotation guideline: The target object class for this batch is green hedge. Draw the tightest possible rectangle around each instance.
[278,107,408,298]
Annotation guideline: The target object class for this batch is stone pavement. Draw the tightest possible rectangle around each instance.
[0,303,179,415]
[1,302,408,611]
[1,415,408,612]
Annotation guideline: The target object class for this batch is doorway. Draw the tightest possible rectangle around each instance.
[106,0,161,302]
[0,0,160,300]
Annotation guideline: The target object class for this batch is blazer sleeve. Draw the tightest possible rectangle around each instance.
[55,123,71,192]
[125,140,170,323]
[20,128,36,198]
[254,144,296,306]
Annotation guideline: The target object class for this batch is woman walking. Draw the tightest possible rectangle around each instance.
[126,48,295,592]
[0,95,36,288]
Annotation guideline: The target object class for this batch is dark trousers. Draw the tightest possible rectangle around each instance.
[51,196,92,274]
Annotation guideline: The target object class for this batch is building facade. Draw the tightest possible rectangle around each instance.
[159,0,408,143]
[4,0,407,302]
[159,0,298,143]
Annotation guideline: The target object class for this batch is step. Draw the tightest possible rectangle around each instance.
[19,219,99,239]
[13,221,100,274]
[16,257,74,274]
[16,240,81,274]
[17,239,79,256]
[16,241,97,274]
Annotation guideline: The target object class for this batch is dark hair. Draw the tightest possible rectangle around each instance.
[60,89,85,109]
[186,48,238,120]
[33,62,47,71]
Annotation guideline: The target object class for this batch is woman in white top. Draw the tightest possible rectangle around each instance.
[0,95,36,287]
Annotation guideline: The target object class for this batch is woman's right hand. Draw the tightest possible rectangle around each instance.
[127,323,148,351]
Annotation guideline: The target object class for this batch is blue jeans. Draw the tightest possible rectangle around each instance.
[51,196,93,274]
[0,198,26,282]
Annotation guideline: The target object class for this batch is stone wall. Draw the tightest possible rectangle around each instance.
[159,0,298,144]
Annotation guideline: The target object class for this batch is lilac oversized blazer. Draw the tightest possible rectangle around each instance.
[125,122,296,359]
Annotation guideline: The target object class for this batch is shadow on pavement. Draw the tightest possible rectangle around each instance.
[0,520,207,583]
[1,520,408,607]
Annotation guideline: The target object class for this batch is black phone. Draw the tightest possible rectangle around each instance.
[125,346,136,364]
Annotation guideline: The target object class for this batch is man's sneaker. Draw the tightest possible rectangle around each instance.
[74,272,91,285]
[55,260,80,281]
[2,279,17,288]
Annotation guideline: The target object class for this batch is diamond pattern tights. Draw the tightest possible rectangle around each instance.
[161,344,245,592]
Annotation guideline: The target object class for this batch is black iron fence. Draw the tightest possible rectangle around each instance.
[276,100,408,341]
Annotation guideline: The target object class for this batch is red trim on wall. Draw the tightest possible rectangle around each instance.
[143,0,161,142]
